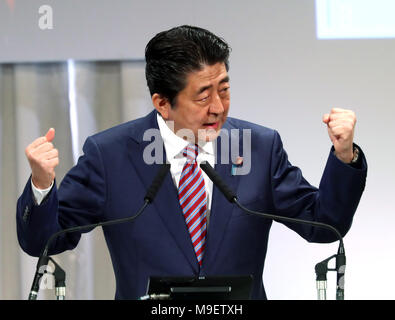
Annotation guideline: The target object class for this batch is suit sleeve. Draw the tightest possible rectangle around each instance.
[16,136,107,257]
[270,130,367,243]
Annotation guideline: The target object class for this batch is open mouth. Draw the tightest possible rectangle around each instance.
[203,122,219,129]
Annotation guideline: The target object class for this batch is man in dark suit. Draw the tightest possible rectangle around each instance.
[17,25,367,299]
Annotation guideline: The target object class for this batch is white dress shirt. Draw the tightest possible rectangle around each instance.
[156,114,215,222]
[32,113,216,224]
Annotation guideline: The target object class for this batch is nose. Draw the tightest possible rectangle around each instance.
[208,93,224,115]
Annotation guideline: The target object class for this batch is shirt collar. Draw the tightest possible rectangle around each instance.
[156,113,214,159]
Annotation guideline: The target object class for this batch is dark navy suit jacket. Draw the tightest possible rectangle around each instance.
[17,110,367,299]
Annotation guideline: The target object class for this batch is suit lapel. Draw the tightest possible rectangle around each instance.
[127,111,199,273]
[203,123,242,267]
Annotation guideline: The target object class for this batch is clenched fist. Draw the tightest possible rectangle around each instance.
[323,108,356,163]
[25,128,59,189]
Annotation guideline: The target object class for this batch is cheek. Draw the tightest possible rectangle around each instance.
[224,97,230,108]
[190,109,207,123]
[223,102,230,117]
[177,110,201,132]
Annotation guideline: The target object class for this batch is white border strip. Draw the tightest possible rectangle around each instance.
[67,59,79,164]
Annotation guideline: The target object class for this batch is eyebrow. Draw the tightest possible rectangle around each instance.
[196,76,230,95]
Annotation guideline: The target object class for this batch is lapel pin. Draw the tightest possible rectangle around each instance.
[231,157,243,176]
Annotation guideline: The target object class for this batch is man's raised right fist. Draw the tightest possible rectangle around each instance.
[25,128,59,189]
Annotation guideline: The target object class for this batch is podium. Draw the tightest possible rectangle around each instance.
[144,275,253,300]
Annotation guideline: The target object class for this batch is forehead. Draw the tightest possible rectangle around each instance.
[184,63,228,91]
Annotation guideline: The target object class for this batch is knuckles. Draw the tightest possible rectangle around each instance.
[25,143,59,168]
[26,137,59,183]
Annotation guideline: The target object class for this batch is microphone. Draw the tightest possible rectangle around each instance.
[28,162,170,300]
[200,161,346,300]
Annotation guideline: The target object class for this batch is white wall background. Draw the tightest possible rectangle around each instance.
[1,0,394,299]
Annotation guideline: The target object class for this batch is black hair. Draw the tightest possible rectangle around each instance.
[145,25,231,107]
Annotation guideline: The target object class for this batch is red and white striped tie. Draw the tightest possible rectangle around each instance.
[178,144,207,266]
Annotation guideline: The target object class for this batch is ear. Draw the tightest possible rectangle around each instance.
[152,93,171,120]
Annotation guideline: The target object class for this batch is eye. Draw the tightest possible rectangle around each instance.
[220,87,230,96]
[199,96,209,102]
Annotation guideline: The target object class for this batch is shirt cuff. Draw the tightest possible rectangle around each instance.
[31,180,54,205]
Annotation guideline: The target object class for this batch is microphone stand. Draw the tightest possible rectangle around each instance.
[235,199,346,300]
[315,250,345,300]
[28,201,149,300]
[199,162,347,300]
[51,257,66,300]
[28,256,66,300]
[28,163,170,300]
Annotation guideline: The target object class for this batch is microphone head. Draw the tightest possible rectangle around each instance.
[144,163,171,203]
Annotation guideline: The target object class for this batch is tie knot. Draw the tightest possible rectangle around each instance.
[183,144,199,162]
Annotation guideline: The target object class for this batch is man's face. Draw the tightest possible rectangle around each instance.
[156,62,230,142]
